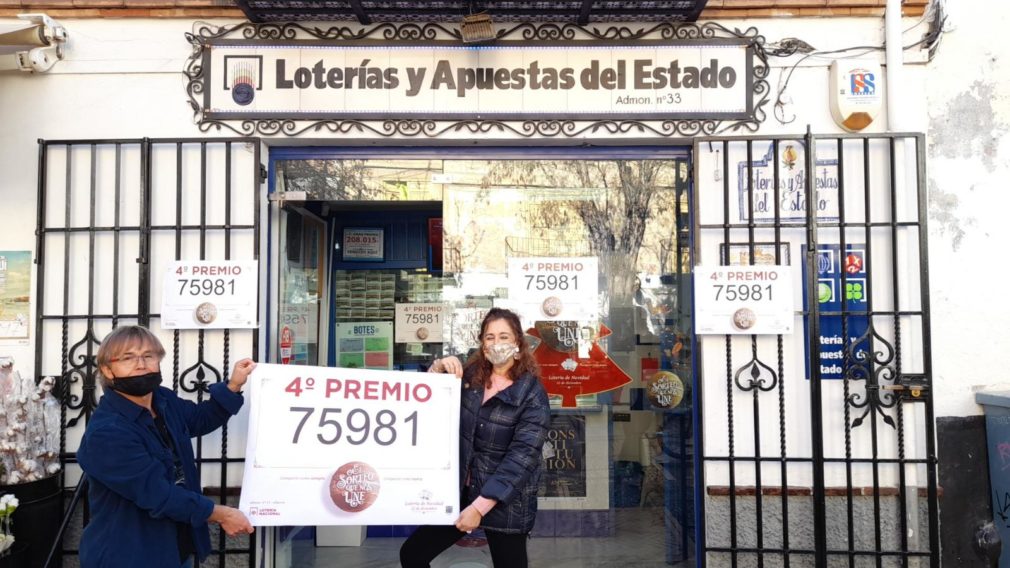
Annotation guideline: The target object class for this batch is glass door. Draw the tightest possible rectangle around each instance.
[268,150,695,568]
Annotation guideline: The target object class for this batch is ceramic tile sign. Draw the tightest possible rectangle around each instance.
[507,257,599,322]
[694,265,795,335]
[240,363,460,526]
[395,303,445,344]
[336,322,393,370]
[161,260,258,329]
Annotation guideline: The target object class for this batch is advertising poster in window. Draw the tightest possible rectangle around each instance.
[539,414,587,498]
[342,228,384,262]
[527,321,633,408]
[335,322,393,370]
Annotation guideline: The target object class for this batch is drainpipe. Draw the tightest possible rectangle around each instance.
[885,0,904,130]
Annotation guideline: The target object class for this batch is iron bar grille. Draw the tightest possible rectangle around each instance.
[693,132,938,567]
[235,1,708,25]
[35,138,262,567]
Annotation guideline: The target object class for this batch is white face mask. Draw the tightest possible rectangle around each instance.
[485,342,519,366]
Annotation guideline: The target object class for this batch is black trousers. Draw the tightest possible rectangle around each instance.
[400,525,530,568]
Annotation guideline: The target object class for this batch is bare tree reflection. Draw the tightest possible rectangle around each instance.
[482,160,682,306]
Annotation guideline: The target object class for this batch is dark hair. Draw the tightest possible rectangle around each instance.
[465,307,539,388]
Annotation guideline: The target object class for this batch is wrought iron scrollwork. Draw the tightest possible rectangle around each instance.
[59,326,102,429]
[732,338,779,393]
[180,359,221,395]
[184,21,772,139]
[734,355,778,393]
[845,323,899,429]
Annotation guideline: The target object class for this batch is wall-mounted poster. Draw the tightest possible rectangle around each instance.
[539,414,587,498]
[0,252,31,341]
[335,322,393,370]
[342,228,384,262]
[802,244,869,380]
[161,260,259,329]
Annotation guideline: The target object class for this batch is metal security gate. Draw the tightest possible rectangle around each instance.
[693,132,938,567]
[35,138,262,567]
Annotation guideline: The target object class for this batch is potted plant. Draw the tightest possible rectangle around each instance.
[0,357,61,568]
[0,493,19,557]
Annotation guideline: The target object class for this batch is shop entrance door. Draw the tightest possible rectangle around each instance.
[267,149,697,567]
[694,132,939,567]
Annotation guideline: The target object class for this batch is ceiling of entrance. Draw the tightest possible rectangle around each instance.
[234,1,710,24]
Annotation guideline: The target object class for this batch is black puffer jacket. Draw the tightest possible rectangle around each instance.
[459,368,550,534]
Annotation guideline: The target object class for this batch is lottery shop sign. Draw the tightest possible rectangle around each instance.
[240,363,460,526]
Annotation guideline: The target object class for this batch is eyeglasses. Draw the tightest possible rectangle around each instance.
[110,353,160,368]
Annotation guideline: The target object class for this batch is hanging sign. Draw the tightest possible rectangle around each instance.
[239,363,460,526]
[694,265,795,335]
[508,257,599,321]
[394,303,445,343]
[161,260,258,329]
[342,228,384,262]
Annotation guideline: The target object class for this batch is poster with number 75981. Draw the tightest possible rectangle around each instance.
[693,265,795,335]
[239,363,460,526]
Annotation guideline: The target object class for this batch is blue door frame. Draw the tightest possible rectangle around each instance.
[264,144,701,562]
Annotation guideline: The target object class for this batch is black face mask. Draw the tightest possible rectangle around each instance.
[108,371,162,397]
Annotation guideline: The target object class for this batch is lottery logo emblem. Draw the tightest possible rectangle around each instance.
[194,302,217,324]
[648,371,685,409]
[541,296,563,317]
[330,462,380,513]
[415,327,429,340]
[845,252,864,274]
[731,307,757,331]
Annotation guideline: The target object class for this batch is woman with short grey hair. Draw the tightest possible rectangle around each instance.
[78,325,256,568]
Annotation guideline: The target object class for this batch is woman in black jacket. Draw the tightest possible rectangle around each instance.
[400,308,550,568]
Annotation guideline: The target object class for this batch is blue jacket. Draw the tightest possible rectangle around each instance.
[460,368,550,534]
[77,382,244,567]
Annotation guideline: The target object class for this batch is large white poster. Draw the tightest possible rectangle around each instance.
[240,364,461,526]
